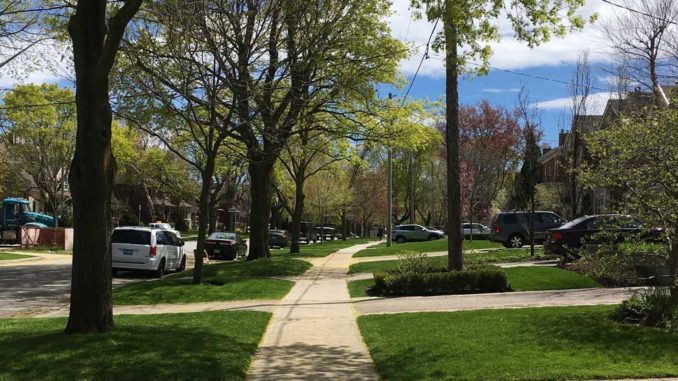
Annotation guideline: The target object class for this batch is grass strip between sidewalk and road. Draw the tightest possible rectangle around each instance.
[348,266,599,298]
[358,306,678,381]
[348,248,547,274]
[0,311,270,381]
[113,256,311,305]
[272,237,376,258]
[0,252,33,261]
[353,238,502,258]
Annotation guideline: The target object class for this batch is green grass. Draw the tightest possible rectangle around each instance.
[347,266,598,298]
[348,248,547,274]
[506,266,600,291]
[0,252,32,261]
[0,311,270,381]
[273,238,376,258]
[9,246,71,255]
[353,238,502,258]
[359,306,678,381]
[113,256,311,305]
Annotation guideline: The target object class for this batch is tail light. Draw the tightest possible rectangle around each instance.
[551,232,563,241]
[494,224,501,233]
[149,246,157,257]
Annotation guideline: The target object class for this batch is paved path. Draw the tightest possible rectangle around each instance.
[354,287,644,316]
[247,241,382,381]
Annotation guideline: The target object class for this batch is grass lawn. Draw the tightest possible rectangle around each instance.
[348,248,547,275]
[9,246,72,255]
[272,238,376,258]
[353,238,502,258]
[347,266,598,298]
[0,311,270,381]
[0,252,32,261]
[113,256,311,305]
[359,306,678,381]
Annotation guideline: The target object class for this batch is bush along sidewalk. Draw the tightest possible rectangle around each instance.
[369,253,510,296]
[613,287,677,330]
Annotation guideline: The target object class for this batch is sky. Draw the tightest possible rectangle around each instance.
[0,1,624,148]
[385,0,621,147]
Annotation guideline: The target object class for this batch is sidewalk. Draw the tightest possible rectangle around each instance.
[247,241,381,381]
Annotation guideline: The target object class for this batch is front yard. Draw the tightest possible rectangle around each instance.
[0,252,32,261]
[359,306,678,381]
[353,238,502,258]
[113,256,311,305]
[272,237,376,258]
[0,311,270,381]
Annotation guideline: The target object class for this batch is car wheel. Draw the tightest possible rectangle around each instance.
[155,259,166,278]
[396,236,406,244]
[507,234,524,248]
[177,256,186,272]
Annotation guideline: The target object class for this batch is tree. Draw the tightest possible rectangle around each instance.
[0,84,76,227]
[65,0,143,334]
[459,100,522,234]
[409,0,590,271]
[581,105,678,306]
[518,127,543,257]
[0,1,45,71]
[601,0,678,101]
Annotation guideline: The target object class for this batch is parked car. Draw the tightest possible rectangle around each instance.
[287,221,319,243]
[462,223,491,239]
[269,230,289,248]
[148,222,181,238]
[315,226,337,241]
[205,232,247,260]
[544,214,663,261]
[490,211,566,248]
[112,227,186,277]
[391,224,445,243]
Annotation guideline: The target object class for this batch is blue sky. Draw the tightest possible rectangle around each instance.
[387,0,620,147]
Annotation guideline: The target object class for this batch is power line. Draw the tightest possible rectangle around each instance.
[401,18,439,106]
[600,0,678,27]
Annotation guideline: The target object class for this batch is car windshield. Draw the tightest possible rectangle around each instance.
[112,230,151,245]
[559,216,590,229]
[208,232,236,240]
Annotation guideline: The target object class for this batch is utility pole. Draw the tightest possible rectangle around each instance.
[387,93,393,247]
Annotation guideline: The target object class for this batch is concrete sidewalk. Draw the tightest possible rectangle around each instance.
[247,241,382,381]
[354,287,644,316]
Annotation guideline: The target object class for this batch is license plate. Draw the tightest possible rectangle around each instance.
[122,249,134,256]
[213,249,220,254]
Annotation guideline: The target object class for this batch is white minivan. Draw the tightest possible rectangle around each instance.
[112,227,186,277]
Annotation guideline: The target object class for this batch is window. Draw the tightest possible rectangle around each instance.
[503,214,518,224]
[538,213,561,224]
[112,230,151,245]
[462,224,471,229]
[156,232,169,245]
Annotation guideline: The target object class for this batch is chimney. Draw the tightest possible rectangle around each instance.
[559,130,568,147]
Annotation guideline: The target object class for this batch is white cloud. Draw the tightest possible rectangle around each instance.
[482,87,521,94]
[535,92,617,114]
[389,0,618,77]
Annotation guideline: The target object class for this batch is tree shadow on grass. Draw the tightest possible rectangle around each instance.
[249,343,377,381]
[0,311,269,381]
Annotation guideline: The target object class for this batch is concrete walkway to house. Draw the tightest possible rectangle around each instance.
[247,241,382,381]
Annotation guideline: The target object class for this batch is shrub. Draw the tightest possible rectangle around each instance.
[119,212,140,227]
[373,257,510,296]
[613,287,677,330]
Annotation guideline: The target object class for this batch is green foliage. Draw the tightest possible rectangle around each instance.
[359,306,678,380]
[504,266,599,291]
[0,252,31,261]
[614,287,677,330]
[372,254,509,296]
[0,311,270,381]
[409,0,592,73]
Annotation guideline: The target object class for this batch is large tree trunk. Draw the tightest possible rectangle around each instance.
[444,6,463,271]
[65,0,142,334]
[193,166,214,284]
[248,159,273,260]
[290,175,305,254]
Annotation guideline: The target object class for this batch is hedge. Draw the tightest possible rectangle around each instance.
[373,266,510,296]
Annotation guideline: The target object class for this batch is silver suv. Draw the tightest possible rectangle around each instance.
[490,211,566,248]
[112,227,187,277]
[391,224,445,243]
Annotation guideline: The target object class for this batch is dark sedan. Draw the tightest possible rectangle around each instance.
[269,230,289,248]
[205,232,247,260]
[545,214,661,261]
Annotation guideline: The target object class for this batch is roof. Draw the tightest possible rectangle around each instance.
[571,115,603,133]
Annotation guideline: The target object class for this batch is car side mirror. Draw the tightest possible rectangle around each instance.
[179,239,185,246]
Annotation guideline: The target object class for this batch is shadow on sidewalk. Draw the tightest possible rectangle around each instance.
[249,343,376,380]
